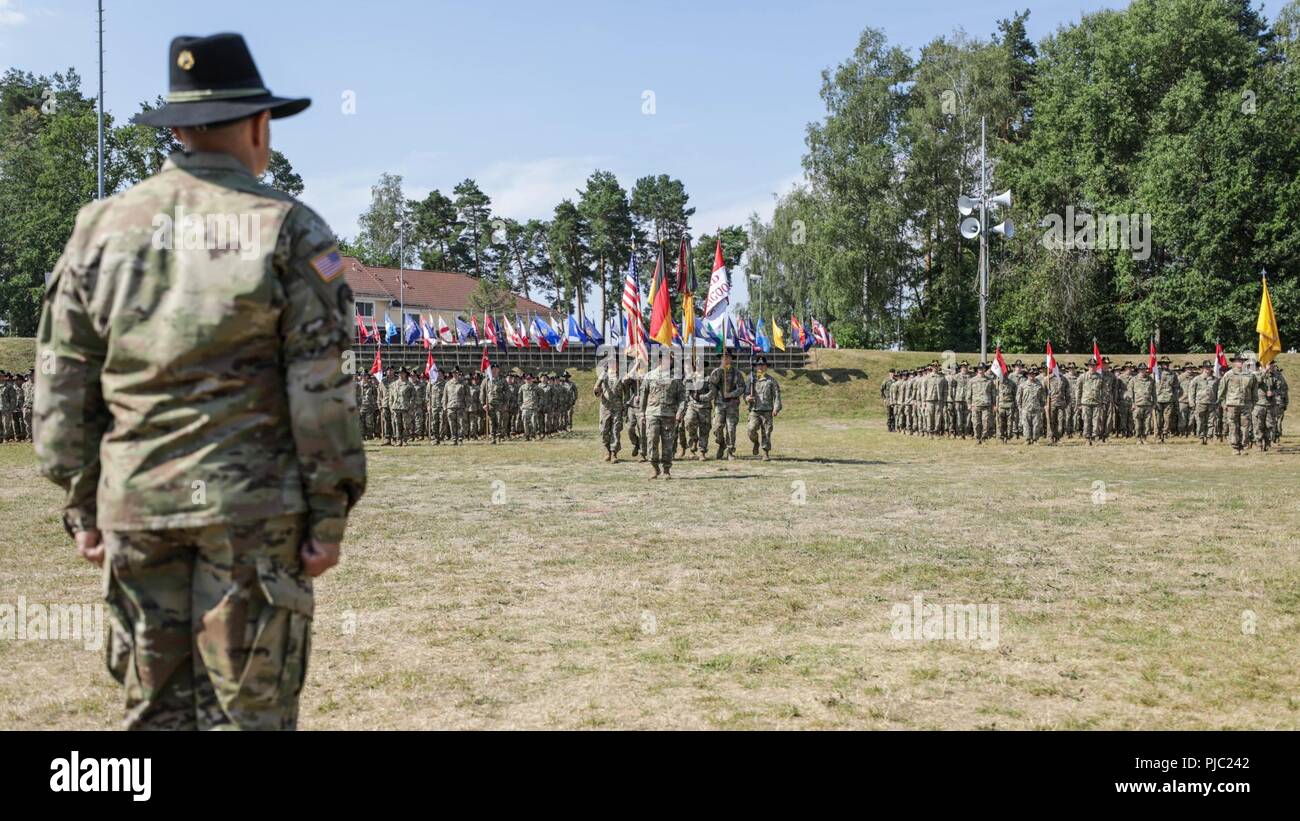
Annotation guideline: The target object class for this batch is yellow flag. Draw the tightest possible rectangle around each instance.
[772,318,786,351]
[1257,275,1282,366]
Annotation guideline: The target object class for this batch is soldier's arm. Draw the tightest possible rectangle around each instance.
[276,205,367,544]
[33,209,111,535]
[773,379,783,415]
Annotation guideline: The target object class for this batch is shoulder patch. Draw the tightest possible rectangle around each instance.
[310,247,345,281]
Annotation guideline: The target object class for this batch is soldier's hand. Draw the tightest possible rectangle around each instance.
[301,539,341,577]
[76,528,105,567]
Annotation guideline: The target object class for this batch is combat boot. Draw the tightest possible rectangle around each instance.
[662,465,672,480]
[752,441,760,456]
[715,444,725,460]
[651,463,661,479]
[605,449,612,462]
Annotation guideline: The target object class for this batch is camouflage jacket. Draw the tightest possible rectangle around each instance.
[748,373,783,414]
[480,376,510,407]
[1018,379,1046,412]
[359,381,379,410]
[1188,374,1219,406]
[1079,371,1106,405]
[967,375,995,408]
[1127,374,1156,407]
[34,150,365,540]
[1217,370,1258,407]
[1155,372,1180,403]
[0,382,16,412]
[390,380,416,411]
[445,380,470,409]
[519,382,541,410]
[642,368,685,418]
[707,365,744,406]
[595,371,630,411]
[22,380,35,409]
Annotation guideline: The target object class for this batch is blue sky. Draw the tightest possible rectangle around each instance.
[1,0,1287,306]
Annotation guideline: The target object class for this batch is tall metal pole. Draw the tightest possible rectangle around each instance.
[96,0,105,200]
[978,116,988,363]
[398,221,405,332]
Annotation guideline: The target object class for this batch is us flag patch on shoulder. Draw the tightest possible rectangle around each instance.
[310,247,344,281]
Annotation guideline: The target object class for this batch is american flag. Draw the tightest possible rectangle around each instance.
[621,251,647,359]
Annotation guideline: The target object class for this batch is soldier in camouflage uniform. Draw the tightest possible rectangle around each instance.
[1252,362,1279,451]
[1045,364,1071,444]
[1154,357,1180,442]
[426,369,445,444]
[390,369,415,446]
[707,351,744,460]
[479,363,507,443]
[746,355,783,459]
[378,368,393,445]
[444,368,469,444]
[962,364,990,442]
[1270,363,1288,436]
[1188,361,1219,445]
[641,351,686,478]
[0,373,17,441]
[34,33,365,730]
[951,362,971,439]
[21,374,35,441]
[1128,363,1156,444]
[880,369,897,431]
[994,367,1017,442]
[1017,368,1046,444]
[519,371,541,439]
[593,358,629,461]
[1217,354,1258,454]
[682,375,715,460]
[359,373,380,439]
[1177,363,1195,436]
[1078,364,1106,445]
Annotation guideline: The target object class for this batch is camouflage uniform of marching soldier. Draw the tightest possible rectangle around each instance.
[1078,365,1106,444]
[1188,362,1218,444]
[1177,364,1195,436]
[1007,362,1025,437]
[641,355,685,478]
[922,362,946,437]
[425,370,443,444]
[888,371,905,433]
[480,364,509,443]
[34,32,366,731]
[1252,364,1277,451]
[1095,359,1114,441]
[359,374,379,439]
[1128,363,1156,443]
[507,370,522,437]
[22,372,36,441]
[683,375,715,459]
[411,373,426,439]
[708,353,744,459]
[563,371,577,430]
[1065,364,1082,437]
[625,366,644,457]
[445,369,469,444]
[880,369,897,431]
[1045,365,1071,444]
[466,372,482,439]
[1218,355,1258,454]
[593,359,628,461]
[1114,363,1134,438]
[746,355,783,459]
[951,362,971,438]
[966,364,995,443]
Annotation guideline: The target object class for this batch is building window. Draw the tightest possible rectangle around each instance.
[356,301,375,317]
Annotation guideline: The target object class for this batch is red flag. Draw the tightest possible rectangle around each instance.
[1045,340,1060,376]
[355,314,371,343]
[425,351,438,380]
[371,314,381,344]
[480,347,491,374]
[1215,342,1229,377]
[369,347,383,376]
[648,248,674,346]
[1092,339,1104,371]
[1148,340,1159,380]
[991,346,1009,378]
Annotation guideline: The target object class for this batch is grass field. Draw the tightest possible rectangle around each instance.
[2,340,1298,729]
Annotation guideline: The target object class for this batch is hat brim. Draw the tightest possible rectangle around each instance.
[132,94,311,128]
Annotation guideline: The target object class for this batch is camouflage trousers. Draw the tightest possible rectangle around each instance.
[1156,402,1177,438]
[925,401,943,434]
[684,407,712,453]
[1223,406,1250,450]
[522,408,540,439]
[380,408,393,442]
[711,402,740,453]
[1047,404,1069,441]
[102,514,312,731]
[996,407,1016,440]
[23,407,33,440]
[1080,405,1104,440]
[392,409,413,443]
[971,407,994,441]
[1132,405,1153,439]
[645,415,677,467]
[599,405,624,453]
[1251,403,1274,449]
[446,407,467,442]
[747,410,774,453]
[0,409,16,440]
[486,405,508,442]
[1021,409,1045,443]
[1192,404,1215,442]
[360,408,379,439]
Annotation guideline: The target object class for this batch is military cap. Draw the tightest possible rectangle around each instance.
[1013,359,1025,367]
[1200,360,1212,368]
[1136,362,1149,370]
[132,33,311,128]
[1232,352,1247,361]
[562,370,571,378]
[1158,356,1172,365]
[754,355,769,366]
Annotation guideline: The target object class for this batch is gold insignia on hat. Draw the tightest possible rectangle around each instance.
[177,50,195,71]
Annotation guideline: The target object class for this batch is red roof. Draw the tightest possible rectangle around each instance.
[342,256,555,316]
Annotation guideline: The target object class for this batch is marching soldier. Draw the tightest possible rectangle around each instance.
[683,375,715,459]
[746,355,783,459]
[519,371,541,440]
[994,366,1017,442]
[34,32,365,730]
[1018,367,1046,444]
[1128,362,1156,444]
[708,351,745,460]
[1079,363,1106,445]
[594,358,630,461]
[445,368,469,444]
[390,369,414,446]
[967,363,996,443]
[641,352,685,478]
[1188,360,1219,444]
[1045,364,1071,444]
[481,362,510,444]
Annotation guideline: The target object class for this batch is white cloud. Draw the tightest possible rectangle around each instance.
[0,0,28,26]
[475,156,606,222]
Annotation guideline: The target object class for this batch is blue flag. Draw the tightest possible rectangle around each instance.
[384,316,399,344]
[567,315,589,345]
[582,316,605,344]
[455,317,475,344]
[755,318,772,353]
[404,318,420,345]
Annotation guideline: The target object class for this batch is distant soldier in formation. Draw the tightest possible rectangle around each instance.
[682,374,715,459]
[594,358,630,461]
[1017,367,1046,444]
[1128,363,1156,444]
[359,373,380,439]
[708,351,744,460]
[967,363,996,443]
[1218,354,1258,454]
[641,351,686,479]
[880,369,897,431]
[1188,360,1219,444]
[0,373,19,442]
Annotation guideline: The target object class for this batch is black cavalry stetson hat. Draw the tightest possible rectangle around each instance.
[133,33,311,128]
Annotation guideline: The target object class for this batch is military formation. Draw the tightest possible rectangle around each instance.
[880,354,1288,453]
[0,371,35,442]
[592,351,783,478]
[354,363,577,446]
